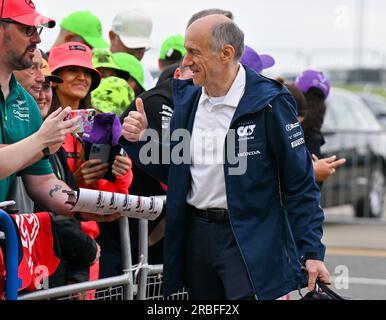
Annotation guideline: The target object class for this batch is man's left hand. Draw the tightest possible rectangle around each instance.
[305,259,330,291]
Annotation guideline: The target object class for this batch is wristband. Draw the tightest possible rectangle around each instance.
[42,146,50,160]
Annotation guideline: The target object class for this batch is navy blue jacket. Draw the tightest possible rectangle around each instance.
[121,66,325,299]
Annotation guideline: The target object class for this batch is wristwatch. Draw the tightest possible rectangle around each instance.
[42,146,50,160]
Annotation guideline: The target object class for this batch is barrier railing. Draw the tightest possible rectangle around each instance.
[135,217,189,300]
[17,195,188,300]
[19,215,135,300]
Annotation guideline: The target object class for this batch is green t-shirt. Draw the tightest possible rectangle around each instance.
[0,74,53,201]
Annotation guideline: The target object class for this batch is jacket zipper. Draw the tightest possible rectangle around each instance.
[223,134,259,300]
[277,170,291,264]
[227,212,259,300]
[223,108,291,299]
[277,169,303,271]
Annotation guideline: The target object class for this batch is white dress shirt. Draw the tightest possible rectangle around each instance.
[186,64,246,209]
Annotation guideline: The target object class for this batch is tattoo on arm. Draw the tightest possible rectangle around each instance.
[49,185,62,198]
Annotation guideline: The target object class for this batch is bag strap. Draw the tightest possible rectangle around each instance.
[298,265,346,300]
[316,279,345,300]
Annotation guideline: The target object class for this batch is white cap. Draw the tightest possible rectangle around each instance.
[111,9,152,49]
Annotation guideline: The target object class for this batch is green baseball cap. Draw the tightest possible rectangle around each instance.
[112,52,145,91]
[159,34,186,60]
[91,76,135,116]
[92,48,120,70]
[60,11,109,49]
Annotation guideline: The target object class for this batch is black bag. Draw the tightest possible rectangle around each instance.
[300,279,345,300]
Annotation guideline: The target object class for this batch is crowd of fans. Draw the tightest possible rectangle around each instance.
[0,0,341,300]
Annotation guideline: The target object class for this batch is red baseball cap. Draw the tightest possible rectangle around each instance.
[0,0,55,28]
[48,42,101,91]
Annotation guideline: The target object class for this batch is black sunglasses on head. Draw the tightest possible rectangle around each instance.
[0,18,43,37]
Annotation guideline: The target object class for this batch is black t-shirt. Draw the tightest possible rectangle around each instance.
[120,78,174,139]
[304,132,325,160]
[156,63,180,86]
[304,132,325,189]
[99,79,175,265]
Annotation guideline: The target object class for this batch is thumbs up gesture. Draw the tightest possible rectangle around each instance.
[122,98,148,142]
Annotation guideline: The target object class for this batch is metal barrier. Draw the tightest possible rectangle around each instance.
[18,196,189,300]
[0,209,20,300]
[143,264,189,300]
[19,216,135,300]
[135,217,189,300]
[18,273,134,300]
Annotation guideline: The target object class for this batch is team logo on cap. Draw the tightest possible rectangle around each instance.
[69,45,87,52]
[25,0,36,9]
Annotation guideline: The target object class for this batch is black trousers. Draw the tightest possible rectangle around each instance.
[184,210,255,300]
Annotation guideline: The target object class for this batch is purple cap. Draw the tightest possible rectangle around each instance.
[294,70,330,99]
[83,113,122,146]
[240,45,275,73]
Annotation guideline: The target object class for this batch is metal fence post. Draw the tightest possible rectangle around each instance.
[136,218,149,300]
[119,216,134,300]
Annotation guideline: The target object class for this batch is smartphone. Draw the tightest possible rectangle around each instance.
[66,108,96,133]
[88,143,111,163]
[119,148,127,157]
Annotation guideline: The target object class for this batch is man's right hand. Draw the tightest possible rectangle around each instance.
[36,107,80,154]
[122,98,148,142]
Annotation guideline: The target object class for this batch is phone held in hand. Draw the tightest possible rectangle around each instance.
[88,144,111,163]
[119,148,127,157]
[66,108,96,134]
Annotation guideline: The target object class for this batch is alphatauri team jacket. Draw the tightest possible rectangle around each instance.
[121,66,325,300]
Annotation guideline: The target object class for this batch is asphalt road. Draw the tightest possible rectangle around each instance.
[290,207,386,300]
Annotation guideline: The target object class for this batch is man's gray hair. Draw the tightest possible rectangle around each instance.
[211,21,244,61]
[187,8,234,28]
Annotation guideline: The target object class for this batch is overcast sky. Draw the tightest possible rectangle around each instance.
[34,0,386,76]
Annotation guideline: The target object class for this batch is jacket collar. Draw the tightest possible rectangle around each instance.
[172,65,289,131]
[200,64,246,108]
[230,65,288,126]
[172,78,201,133]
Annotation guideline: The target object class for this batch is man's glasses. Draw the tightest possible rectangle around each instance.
[0,18,43,37]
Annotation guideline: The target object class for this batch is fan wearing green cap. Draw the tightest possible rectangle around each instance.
[92,48,120,78]
[91,76,135,116]
[92,48,130,81]
[112,52,146,97]
[51,11,109,50]
[158,34,186,72]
